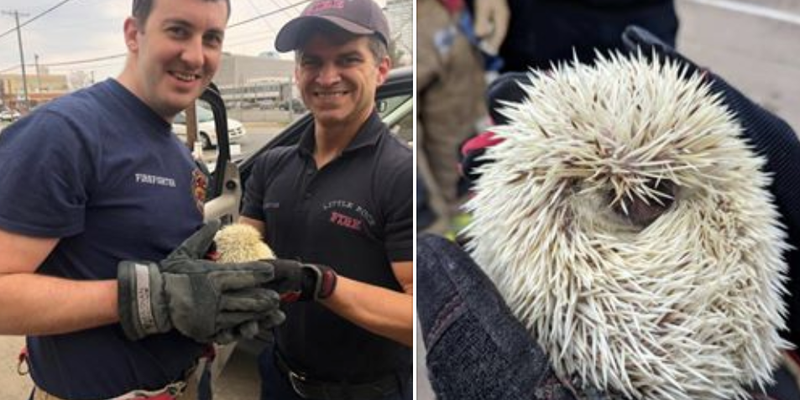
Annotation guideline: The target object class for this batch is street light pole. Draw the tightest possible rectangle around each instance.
[2,10,30,110]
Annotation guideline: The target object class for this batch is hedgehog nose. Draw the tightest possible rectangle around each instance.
[612,180,675,228]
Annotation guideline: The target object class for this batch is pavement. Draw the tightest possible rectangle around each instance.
[0,336,261,399]
[0,336,30,399]
[677,0,800,131]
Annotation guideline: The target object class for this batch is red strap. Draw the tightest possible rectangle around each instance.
[17,346,28,375]
[201,344,216,362]
[461,131,503,156]
[281,291,301,303]
[437,0,464,14]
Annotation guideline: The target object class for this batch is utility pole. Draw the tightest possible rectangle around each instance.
[35,53,41,93]
[2,10,30,111]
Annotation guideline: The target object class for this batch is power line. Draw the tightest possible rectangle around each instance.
[0,0,310,74]
[42,52,125,67]
[0,0,77,41]
[1,64,21,73]
[229,0,309,28]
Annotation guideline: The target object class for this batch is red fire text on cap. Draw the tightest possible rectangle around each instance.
[304,0,345,15]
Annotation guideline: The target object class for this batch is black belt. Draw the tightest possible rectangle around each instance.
[274,351,400,400]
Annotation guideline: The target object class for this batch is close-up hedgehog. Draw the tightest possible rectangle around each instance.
[463,52,791,400]
[214,223,275,263]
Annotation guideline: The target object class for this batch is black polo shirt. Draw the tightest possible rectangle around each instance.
[242,110,412,381]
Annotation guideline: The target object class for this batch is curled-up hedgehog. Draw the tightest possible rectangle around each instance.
[215,223,275,263]
[464,52,791,400]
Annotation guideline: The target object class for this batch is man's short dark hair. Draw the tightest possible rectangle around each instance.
[366,35,388,63]
[132,0,231,26]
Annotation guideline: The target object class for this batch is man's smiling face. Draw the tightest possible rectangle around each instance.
[295,30,389,129]
[125,0,227,119]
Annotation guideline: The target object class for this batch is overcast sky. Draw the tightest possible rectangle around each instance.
[0,0,388,80]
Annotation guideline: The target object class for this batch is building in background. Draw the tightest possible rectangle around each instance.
[0,72,68,110]
[214,53,296,108]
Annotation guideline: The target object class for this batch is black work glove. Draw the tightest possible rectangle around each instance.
[263,259,338,303]
[118,220,286,343]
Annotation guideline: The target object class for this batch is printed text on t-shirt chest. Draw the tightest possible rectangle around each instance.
[134,173,176,187]
[323,199,375,232]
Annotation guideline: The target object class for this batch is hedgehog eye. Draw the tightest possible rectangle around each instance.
[609,180,675,228]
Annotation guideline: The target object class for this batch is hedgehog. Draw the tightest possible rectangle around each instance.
[463,52,791,400]
[214,223,275,263]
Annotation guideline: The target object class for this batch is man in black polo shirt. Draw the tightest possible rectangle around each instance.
[239,0,413,399]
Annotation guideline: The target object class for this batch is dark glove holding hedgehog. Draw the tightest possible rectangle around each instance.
[214,224,337,304]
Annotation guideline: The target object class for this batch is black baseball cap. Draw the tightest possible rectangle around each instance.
[275,0,390,52]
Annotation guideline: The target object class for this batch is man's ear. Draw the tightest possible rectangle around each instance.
[376,55,391,86]
[123,17,141,52]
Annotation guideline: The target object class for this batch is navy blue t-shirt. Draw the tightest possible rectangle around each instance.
[0,79,205,399]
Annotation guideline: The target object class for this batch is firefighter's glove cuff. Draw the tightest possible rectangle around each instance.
[118,260,283,342]
[118,260,171,340]
[269,259,338,302]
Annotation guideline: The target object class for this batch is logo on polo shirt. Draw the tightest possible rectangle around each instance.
[323,199,375,232]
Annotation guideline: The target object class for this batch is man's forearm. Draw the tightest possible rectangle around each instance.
[320,276,413,347]
[0,274,118,335]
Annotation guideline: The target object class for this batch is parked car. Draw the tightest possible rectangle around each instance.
[172,104,246,149]
[257,100,275,110]
[277,99,306,113]
[238,67,412,178]
[0,110,21,122]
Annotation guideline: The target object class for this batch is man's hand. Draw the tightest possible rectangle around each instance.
[473,0,510,55]
[118,220,285,343]
[264,259,338,302]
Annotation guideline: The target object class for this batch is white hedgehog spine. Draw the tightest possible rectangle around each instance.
[465,52,791,400]
[214,223,275,263]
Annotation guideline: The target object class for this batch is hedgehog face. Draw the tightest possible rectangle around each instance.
[572,176,677,234]
[465,53,790,400]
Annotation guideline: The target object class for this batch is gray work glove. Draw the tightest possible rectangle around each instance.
[118,220,286,343]
[264,259,338,303]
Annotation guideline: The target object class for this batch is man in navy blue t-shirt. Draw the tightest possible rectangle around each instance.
[0,0,286,399]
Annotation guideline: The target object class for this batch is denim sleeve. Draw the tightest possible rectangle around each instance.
[0,111,93,237]
[417,234,577,400]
